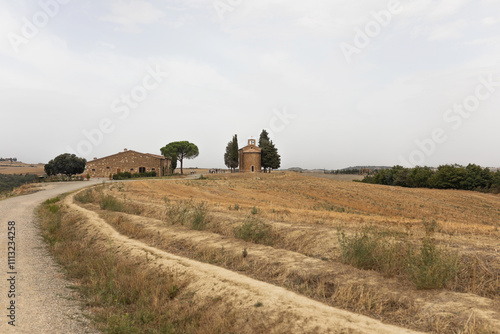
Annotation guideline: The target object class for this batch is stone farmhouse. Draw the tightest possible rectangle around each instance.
[86,149,170,178]
[239,139,261,173]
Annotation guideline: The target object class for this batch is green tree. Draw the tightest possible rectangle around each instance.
[161,141,199,175]
[460,164,492,190]
[169,155,177,174]
[429,164,466,189]
[407,166,434,188]
[260,140,281,173]
[224,135,239,172]
[161,145,178,174]
[44,153,86,177]
[259,129,278,172]
[491,171,500,192]
[259,129,270,147]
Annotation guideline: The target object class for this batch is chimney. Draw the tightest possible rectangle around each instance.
[93,157,97,160]
[124,148,128,152]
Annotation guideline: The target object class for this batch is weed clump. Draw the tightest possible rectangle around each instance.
[191,202,209,231]
[234,217,276,245]
[100,194,125,211]
[338,224,460,289]
[338,228,405,277]
[75,189,97,203]
[164,200,210,230]
[406,237,458,289]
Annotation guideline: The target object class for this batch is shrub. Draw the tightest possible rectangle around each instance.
[74,189,96,203]
[338,229,381,271]
[113,171,156,180]
[406,237,459,289]
[100,194,125,212]
[234,217,275,245]
[338,226,460,288]
[113,172,132,180]
[191,202,209,230]
[165,201,191,225]
[44,197,60,205]
[0,173,38,193]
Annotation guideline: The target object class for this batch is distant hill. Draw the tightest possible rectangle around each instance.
[341,166,392,170]
[287,167,306,172]
[0,162,45,175]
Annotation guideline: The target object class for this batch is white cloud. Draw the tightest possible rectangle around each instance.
[96,41,116,49]
[427,19,469,41]
[482,17,499,25]
[428,0,469,20]
[1,0,500,167]
[100,0,165,32]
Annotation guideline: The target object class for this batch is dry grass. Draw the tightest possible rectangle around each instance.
[67,174,500,333]
[0,162,45,175]
[37,196,278,333]
[0,182,44,200]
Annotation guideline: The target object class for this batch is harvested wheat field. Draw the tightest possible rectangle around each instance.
[66,172,500,333]
[0,162,45,175]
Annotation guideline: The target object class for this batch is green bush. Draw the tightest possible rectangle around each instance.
[74,189,96,203]
[190,203,209,231]
[112,171,157,180]
[234,217,275,245]
[338,229,381,271]
[338,226,459,288]
[100,195,125,212]
[113,172,132,180]
[338,228,405,276]
[0,173,38,193]
[165,201,191,225]
[44,197,60,205]
[406,237,459,289]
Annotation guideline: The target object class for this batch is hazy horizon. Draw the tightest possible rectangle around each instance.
[1,1,499,169]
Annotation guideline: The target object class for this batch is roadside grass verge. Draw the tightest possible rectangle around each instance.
[37,195,238,333]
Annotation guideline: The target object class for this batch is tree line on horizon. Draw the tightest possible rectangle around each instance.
[362,164,500,193]
[224,130,281,172]
[0,157,18,163]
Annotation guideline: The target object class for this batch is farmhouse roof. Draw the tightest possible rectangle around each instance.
[90,149,167,162]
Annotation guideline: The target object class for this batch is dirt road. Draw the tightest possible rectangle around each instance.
[0,180,104,334]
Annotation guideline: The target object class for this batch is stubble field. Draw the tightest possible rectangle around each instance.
[60,172,500,333]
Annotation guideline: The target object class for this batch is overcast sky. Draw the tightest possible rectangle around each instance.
[1,0,499,169]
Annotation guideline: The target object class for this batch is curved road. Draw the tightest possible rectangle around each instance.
[0,180,104,334]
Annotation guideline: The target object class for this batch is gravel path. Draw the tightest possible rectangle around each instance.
[0,180,104,334]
